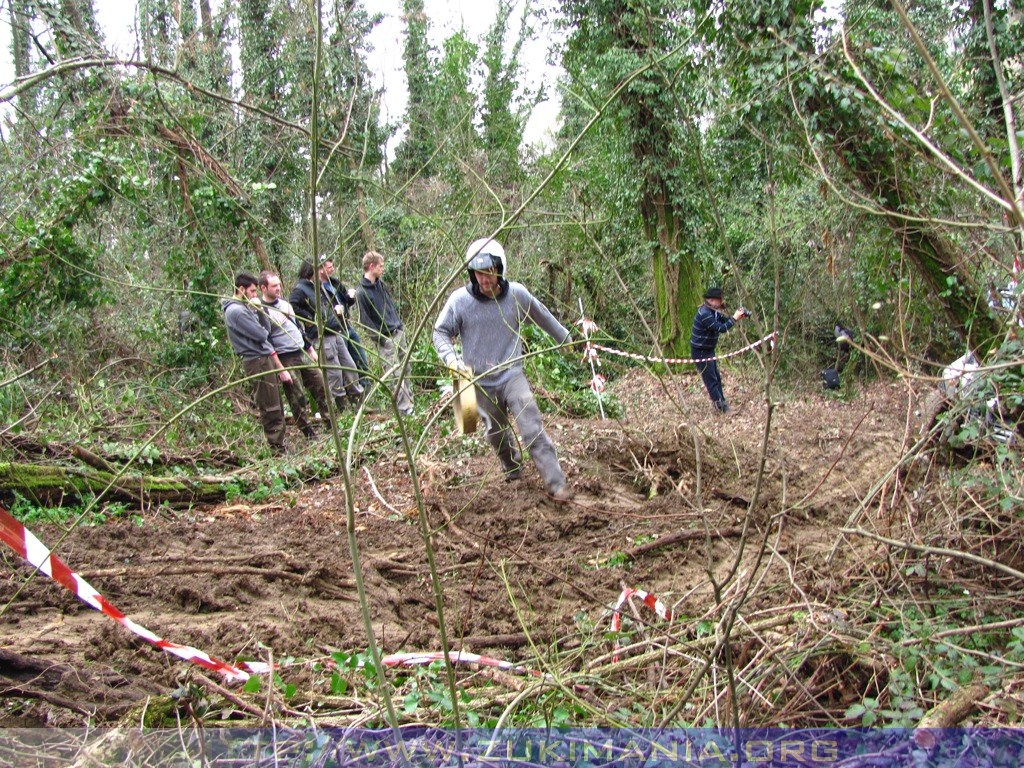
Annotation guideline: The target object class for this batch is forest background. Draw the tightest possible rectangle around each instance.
[1,0,1024,734]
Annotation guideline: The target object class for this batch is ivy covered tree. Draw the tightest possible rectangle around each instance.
[718,0,1008,347]
[481,0,535,182]
[559,0,708,355]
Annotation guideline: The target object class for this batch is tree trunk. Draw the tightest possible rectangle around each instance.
[830,127,1002,345]
[8,0,34,120]
[0,462,235,507]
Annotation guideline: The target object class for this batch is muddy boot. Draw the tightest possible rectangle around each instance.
[548,484,575,503]
[301,424,317,440]
[349,388,378,414]
[335,395,349,412]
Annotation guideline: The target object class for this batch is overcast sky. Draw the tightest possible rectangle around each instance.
[0,0,561,148]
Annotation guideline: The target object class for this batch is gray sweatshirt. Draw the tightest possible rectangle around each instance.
[433,282,572,387]
[222,298,275,360]
[262,298,305,355]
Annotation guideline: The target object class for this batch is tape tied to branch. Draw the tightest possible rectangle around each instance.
[610,586,673,663]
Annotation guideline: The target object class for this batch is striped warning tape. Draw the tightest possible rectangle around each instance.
[584,332,777,366]
[380,650,541,677]
[0,504,540,682]
[610,586,673,662]
[0,504,264,682]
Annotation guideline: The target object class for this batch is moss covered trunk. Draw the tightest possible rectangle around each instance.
[0,462,232,507]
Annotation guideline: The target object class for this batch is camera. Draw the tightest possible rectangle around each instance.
[738,307,751,319]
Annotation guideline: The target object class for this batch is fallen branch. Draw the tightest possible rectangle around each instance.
[79,565,352,585]
[626,526,743,558]
[454,632,554,651]
[840,527,1024,582]
[0,461,234,507]
[917,682,989,729]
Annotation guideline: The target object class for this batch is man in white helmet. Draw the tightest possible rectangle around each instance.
[433,237,576,502]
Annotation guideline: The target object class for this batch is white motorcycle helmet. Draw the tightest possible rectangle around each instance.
[465,238,506,276]
[465,238,508,298]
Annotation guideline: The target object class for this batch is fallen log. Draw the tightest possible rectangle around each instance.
[625,526,744,558]
[0,461,234,507]
[917,682,989,730]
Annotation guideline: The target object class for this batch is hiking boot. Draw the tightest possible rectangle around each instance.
[504,468,523,482]
[301,425,317,440]
[714,399,731,414]
[549,484,575,503]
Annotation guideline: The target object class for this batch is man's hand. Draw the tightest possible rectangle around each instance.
[306,347,318,362]
[279,370,292,384]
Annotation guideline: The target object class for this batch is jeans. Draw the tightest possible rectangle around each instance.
[692,346,726,407]
[346,326,371,390]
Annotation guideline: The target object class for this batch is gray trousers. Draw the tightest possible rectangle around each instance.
[476,369,566,493]
[375,329,414,412]
[322,333,362,399]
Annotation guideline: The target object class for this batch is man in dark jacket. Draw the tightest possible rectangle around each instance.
[321,256,371,390]
[288,259,364,410]
[222,272,292,454]
[357,251,414,416]
[690,286,747,414]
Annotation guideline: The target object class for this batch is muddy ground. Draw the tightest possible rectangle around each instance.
[0,369,922,727]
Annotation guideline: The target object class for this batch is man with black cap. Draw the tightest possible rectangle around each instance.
[691,286,747,413]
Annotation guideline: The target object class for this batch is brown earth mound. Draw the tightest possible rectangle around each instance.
[0,370,922,726]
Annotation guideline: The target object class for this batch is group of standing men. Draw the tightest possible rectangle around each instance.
[222,237,579,503]
[224,236,745,503]
[222,252,411,456]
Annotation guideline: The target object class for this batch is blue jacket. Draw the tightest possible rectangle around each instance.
[690,303,734,351]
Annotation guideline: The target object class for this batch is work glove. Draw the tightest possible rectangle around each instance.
[448,359,471,376]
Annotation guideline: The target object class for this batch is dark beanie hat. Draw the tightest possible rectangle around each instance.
[704,286,723,300]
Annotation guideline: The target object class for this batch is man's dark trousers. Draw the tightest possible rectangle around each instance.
[692,346,726,409]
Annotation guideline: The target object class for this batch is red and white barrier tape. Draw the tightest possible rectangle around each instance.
[610,586,673,662]
[587,333,777,366]
[381,650,540,677]
[578,308,607,419]
[0,504,266,682]
[0,504,543,683]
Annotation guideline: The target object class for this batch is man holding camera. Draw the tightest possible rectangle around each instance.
[691,286,748,414]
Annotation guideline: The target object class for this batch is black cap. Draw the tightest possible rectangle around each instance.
[704,286,723,300]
